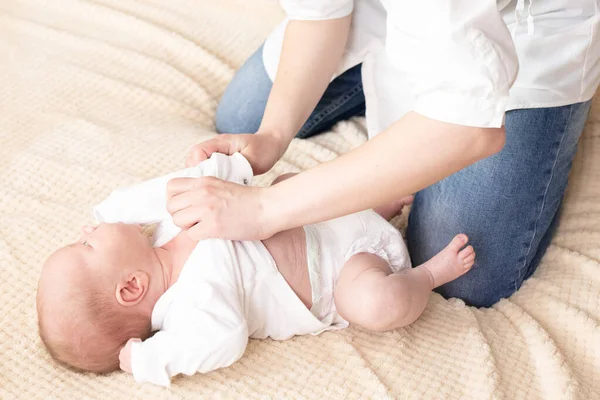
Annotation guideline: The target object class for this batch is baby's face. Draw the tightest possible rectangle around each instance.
[45,223,155,280]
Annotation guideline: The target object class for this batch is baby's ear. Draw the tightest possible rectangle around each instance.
[115,272,149,306]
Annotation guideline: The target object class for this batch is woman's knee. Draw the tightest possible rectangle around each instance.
[435,272,511,308]
[407,104,591,307]
[215,46,272,134]
[407,189,519,307]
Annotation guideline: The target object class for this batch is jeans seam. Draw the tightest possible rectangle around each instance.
[299,83,364,136]
[513,105,575,291]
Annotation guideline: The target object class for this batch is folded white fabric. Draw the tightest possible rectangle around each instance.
[93,153,253,247]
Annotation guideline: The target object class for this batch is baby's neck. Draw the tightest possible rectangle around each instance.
[153,247,174,291]
[156,231,200,289]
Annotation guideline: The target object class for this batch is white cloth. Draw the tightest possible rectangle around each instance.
[130,238,329,387]
[263,0,600,136]
[305,210,411,325]
[93,152,251,247]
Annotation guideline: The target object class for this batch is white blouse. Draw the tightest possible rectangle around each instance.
[263,0,599,136]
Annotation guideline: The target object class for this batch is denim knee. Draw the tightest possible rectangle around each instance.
[407,190,516,308]
[215,93,266,134]
[434,270,510,308]
[407,101,592,308]
[215,46,272,134]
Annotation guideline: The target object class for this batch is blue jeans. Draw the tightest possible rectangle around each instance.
[216,46,592,307]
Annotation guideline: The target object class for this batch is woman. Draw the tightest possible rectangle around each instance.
[166,1,599,307]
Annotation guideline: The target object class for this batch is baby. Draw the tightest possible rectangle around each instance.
[37,153,475,387]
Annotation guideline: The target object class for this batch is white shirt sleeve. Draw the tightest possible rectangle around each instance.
[130,282,249,387]
[280,0,353,20]
[92,152,252,246]
[385,1,519,128]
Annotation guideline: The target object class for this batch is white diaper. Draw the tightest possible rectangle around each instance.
[303,210,412,326]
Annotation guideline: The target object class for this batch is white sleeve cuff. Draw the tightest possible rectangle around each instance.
[413,91,508,128]
[208,152,253,185]
[131,340,171,387]
[281,0,353,20]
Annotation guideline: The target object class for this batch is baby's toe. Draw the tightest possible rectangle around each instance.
[459,245,474,260]
[460,247,476,270]
[463,257,475,270]
[448,234,469,252]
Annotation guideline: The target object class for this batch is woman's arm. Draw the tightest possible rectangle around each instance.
[167,112,505,241]
[187,16,352,174]
[262,112,505,233]
[171,0,517,241]
[259,0,517,232]
[258,16,352,146]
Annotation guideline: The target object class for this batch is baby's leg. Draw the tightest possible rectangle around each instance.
[334,234,475,331]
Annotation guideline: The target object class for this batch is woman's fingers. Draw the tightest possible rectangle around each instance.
[167,177,223,229]
[186,135,239,167]
[166,176,271,241]
[167,177,206,198]
[166,190,193,215]
[171,205,205,230]
[167,179,215,228]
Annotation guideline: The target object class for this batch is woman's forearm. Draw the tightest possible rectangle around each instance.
[262,112,506,232]
[258,17,352,145]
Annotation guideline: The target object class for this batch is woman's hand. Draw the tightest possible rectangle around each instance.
[166,176,278,241]
[186,131,287,175]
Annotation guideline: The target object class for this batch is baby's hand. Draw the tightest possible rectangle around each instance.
[119,338,141,374]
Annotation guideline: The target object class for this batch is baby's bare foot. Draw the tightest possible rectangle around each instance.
[421,234,475,288]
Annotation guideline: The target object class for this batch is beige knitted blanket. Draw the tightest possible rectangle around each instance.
[0,1,598,398]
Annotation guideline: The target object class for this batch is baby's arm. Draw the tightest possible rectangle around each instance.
[127,324,248,387]
[125,275,248,387]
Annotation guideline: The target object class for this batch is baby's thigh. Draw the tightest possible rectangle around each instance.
[333,253,392,326]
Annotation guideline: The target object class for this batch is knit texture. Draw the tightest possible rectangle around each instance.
[0,1,598,398]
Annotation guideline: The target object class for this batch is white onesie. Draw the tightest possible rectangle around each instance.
[93,153,411,387]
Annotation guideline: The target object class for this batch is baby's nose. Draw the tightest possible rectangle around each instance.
[81,225,96,234]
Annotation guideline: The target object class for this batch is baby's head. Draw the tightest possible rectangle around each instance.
[37,223,166,373]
